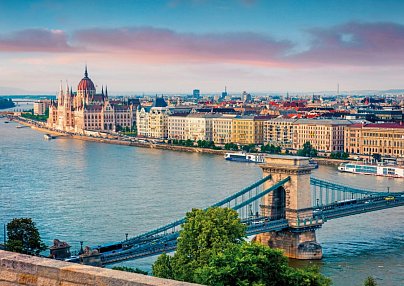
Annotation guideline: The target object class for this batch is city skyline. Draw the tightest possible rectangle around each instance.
[1,0,404,94]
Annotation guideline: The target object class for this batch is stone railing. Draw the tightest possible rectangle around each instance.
[0,250,199,286]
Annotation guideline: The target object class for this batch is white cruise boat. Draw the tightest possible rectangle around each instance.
[338,161,404,178]
[224,152,265,163]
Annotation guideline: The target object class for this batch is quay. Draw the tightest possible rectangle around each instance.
[9,116,226,156]
[6,116,355,165]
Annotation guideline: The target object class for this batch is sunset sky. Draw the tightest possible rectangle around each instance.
[1,0,404,94]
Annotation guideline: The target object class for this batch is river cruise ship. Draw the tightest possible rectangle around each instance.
[338,162,404,178]
[224,152,265,163]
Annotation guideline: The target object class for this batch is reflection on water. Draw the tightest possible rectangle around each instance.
[0,118,403,286]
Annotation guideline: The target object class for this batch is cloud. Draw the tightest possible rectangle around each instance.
[0,29,79,52]
[293,22,404,66]
[2,22,404,69]
[72,26,293,66]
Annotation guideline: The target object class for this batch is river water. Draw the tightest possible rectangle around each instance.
[0,118,403,286]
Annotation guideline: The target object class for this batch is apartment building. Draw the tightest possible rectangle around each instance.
[263,118,296,148]
[212,114,236,144]
[344,123,404,158]
[231,115,269,145]
[292,119,352,152]
[33,100,51,115]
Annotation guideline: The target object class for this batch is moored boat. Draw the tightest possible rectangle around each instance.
[338,161,404,178]
[44,134,54,140]
[224,152,265,163]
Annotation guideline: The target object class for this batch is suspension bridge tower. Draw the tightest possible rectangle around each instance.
[255,155,323,259]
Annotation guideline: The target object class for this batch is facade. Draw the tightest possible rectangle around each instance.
[344,123,404,158]
[168,113,188,140]
[263,118,296,148]
[231,115,268,145]
[212,115,236,144]
[292,119,352,152]
[183,113,217,141]
[166,113,217,141]
[48,67,137,133]
[33,100,51,115]
[136,97,170,139]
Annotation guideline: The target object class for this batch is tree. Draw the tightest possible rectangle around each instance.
[171,208,245,282]
[194,243,288,286]
[242,144,257,153]
[297,142,318,157]
[364,276,377,286]
[195,243,331,286]
[152,253,173,279]
[5,218,47,255]
[112,266,148,275]
[224,143,239,151]
[153,208,331,286]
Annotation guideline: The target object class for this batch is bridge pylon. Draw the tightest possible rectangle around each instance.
[254,155,323,260]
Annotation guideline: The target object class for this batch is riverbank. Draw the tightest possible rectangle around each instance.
[8,116,353,163]
[11,116,227,156]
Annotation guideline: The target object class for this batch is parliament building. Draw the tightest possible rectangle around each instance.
[47,67,137,133]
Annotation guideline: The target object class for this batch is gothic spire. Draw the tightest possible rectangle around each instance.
[101,85,104,96]
[105,85,108,98]
[84,65,88,78]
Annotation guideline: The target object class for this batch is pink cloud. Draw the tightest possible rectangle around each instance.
[0,29,79,52]
[293,22,404,66]
[72,27,292,66]
[2,22,404,69]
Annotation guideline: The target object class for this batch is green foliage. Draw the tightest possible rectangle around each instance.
[364,276,377,286]
[115,125,123,132]
[224,143,239,151]
[171,208,246,282]
[197,140,215,148]
[194,242,288,286]
[5,218,47,255]
[153,208,331,286]
[21,110,49,122]
[297,142,318,157]
[172,139,195,147]
[329,151,349,159]
[284,266,332,286]
[261,144,282,154]
[152,253,173,279]
[241,144,257,153]
[0,98,15,109]
[112,266,148,275]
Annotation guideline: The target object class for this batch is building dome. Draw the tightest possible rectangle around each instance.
[78,66,95,92]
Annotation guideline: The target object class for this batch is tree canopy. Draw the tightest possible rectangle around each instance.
[364,276,377,286]
[5,218,47,255]
[297,142,318,157]
[152,207,331,286]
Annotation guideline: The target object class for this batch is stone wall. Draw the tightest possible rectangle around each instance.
[0,250,199,286]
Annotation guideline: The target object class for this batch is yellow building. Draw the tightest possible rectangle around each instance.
[231,116,268,145]
[212,115,236,144]
[344,123,404,158]
[292,119,352,153]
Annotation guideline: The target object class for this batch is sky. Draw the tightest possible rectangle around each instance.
[1,0,404,95]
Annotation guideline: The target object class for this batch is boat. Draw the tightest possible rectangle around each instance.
[44,134,54,140]
[309,159,319,169]
[338,161,404,178]
[16,125,27,129]
[224,152,265,163]
[4,121,9,123]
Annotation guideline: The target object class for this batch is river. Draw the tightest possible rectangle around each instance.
[0,118,403,286]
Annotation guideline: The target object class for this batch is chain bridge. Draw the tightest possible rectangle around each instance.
[77,155,404,266]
